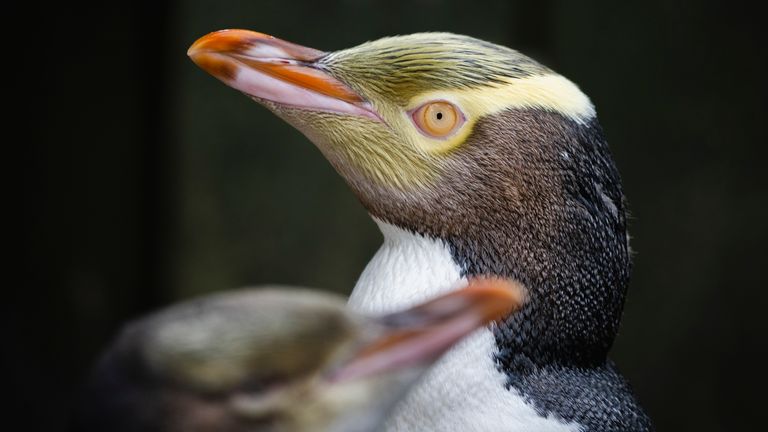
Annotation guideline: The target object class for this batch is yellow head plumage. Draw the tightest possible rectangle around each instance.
[188,31,594,192]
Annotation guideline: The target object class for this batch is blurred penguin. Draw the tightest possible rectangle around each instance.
[75,279,523,432]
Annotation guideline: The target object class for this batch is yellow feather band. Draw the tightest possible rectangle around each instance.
[402,74,595,155]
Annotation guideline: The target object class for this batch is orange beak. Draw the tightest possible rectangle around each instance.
[188,29,379,120]
[330,278,527,382]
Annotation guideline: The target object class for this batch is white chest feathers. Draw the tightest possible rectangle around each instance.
[348,220,579,432]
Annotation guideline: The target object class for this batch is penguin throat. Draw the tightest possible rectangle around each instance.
[348,218,467,314]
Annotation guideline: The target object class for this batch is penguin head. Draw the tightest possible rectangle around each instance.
[78,281,523,432]
[188,31,592,195]
[188,31,630,367]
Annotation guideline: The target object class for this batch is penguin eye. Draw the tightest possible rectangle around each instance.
[411,101,464,138]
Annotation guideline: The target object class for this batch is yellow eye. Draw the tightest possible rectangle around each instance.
[412,101,464,138]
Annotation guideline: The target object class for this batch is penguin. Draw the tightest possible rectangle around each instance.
[188,30,652,431]
[75,280,522,432]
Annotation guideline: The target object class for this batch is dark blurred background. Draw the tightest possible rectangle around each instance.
[14,0,765,430]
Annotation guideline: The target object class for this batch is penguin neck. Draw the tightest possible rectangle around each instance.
[348,218,466,314]
[350,209,627,371]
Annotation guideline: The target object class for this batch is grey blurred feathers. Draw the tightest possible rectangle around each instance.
[76,288,380,432]
[135,288,357,393]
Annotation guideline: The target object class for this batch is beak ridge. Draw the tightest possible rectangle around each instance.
[188,29,327,62]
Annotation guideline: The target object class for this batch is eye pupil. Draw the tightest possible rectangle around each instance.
[436,112,443,120]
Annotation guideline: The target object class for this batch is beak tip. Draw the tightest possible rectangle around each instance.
[187,35,211,61]
[458,278,527,326]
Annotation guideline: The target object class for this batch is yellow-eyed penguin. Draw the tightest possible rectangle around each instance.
[188,30,652,431]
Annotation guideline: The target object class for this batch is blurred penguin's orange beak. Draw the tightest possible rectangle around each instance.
[330,278,527,382]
